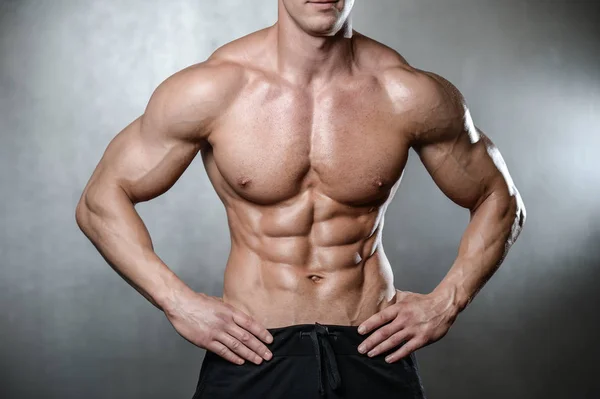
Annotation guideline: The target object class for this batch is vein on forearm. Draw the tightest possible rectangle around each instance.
[81,184,169,309]
[451,186,520,307]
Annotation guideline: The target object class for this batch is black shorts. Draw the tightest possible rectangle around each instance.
[191,323,427,398]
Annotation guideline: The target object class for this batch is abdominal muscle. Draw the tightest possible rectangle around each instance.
[221,212,399,329]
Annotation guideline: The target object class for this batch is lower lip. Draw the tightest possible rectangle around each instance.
[309,2,337,9]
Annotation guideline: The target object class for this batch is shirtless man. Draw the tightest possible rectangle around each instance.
[75,0,526,397]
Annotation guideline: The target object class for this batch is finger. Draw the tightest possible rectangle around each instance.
[218,332,263,365]
[384,338,423,364]
[358,307,397,335]
[357,322,399,354]
[366,330,412,358]
[227,324,273,361]
[207,341,245,365]
[232,311,273,344]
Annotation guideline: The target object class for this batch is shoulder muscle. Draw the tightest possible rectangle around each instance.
[141,58,247,143]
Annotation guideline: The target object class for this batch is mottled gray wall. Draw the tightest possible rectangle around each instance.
[1,1,598,398]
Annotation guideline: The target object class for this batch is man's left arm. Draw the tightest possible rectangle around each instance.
[357,72,526,362]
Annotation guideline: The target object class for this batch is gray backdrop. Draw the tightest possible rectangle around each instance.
[1,1,599,398]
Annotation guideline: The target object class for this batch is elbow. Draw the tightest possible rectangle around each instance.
[75,181,132,235]
[513,188,526,231]
[75,183,102,235]
[75,192,91,234]
[483,181,526,244]
[506,186,526,245]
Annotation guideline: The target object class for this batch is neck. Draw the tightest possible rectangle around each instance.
[272,5,355,87]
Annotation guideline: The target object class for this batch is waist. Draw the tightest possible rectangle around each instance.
[222,251,397,328]
[265,323,365,356]
[206,323,367,360]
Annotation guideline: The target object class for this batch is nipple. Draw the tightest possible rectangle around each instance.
[238,177,251,187]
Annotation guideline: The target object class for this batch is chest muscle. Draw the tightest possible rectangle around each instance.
[207,80,409,206]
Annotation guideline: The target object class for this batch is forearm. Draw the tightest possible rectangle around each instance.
[75,183,194,312]
[432,186,526,313]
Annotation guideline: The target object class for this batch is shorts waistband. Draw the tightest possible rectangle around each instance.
[265,322,364,357]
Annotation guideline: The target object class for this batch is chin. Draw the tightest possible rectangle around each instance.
[305,16,344,36]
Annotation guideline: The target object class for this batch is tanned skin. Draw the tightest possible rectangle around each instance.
[76,0,525,367]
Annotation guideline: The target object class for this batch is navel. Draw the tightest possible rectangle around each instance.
[307,275,324,283]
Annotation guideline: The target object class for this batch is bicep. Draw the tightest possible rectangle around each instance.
[408,71,517,211]
[414,126,513,211]
[85,115,201,204]
[82,62,235,204]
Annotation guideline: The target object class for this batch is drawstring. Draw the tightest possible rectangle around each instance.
[300,323,342,397]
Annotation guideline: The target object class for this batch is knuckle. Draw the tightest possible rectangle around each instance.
[406,339,419,350]
[215,308,229,320]
[240,333,251,342]
[207,331,219,342]
[387,306,400,317]
[214,317,228,330]
[249,338,263,350]
[379,327,393,339]
[230,340,241,350]
[379,342,392,352]
[257,344,268,353]
[394,314,408,325]
[218,346,229,356]
[236,314,252,327]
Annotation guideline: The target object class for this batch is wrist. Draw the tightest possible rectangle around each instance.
[155,273,198,317]
[431,282,469,316]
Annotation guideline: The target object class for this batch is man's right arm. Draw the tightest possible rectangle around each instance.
[75,60,273,365]
[76,62,218,312]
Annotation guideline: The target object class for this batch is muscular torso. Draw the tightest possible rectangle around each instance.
[199,31,417,328]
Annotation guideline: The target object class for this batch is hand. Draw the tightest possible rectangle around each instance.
[164,291,274,365]
[357,289,458,363]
